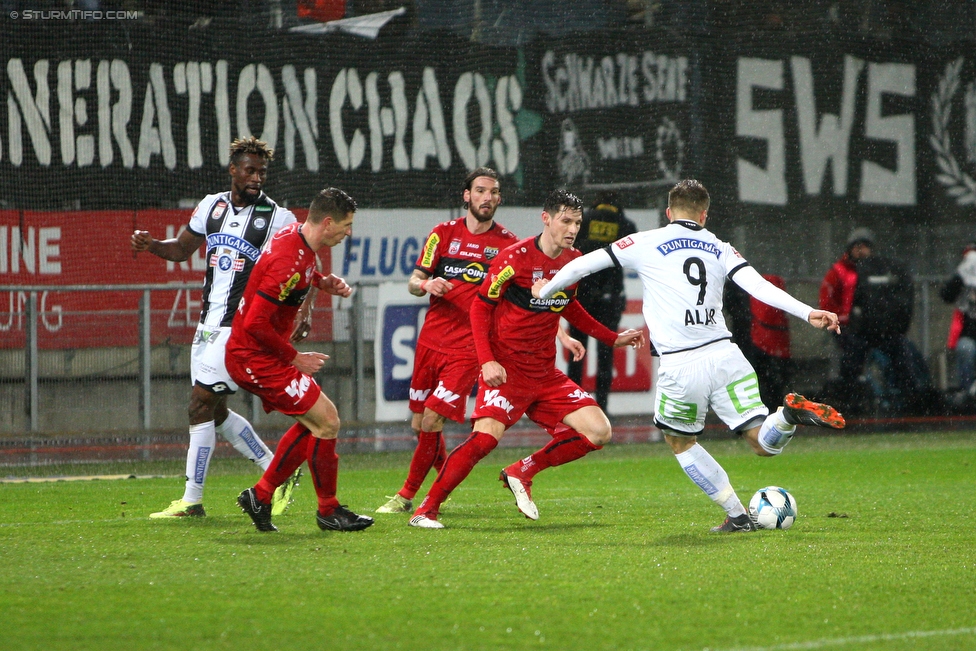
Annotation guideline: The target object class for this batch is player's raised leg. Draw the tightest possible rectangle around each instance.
[744,393,846,457]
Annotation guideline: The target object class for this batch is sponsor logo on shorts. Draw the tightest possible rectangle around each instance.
[421,233,440,268]
[409,388,431,402]
[727,373,764,414]
[657,392,698,424]
[568,389,590,401]
[487,265,515,299]
[278,272,302,301]
[284,374,312,402]
[433,382,461,405]
[481,389,514,413]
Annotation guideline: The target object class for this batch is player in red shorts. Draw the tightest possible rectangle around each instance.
[409,190,645,528]
[230,187,373,533]
[375,167,520,514]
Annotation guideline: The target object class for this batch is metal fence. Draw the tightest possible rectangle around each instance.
[0,277,957,436]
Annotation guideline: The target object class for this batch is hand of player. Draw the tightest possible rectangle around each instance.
[613,328,645,349]
[480,360,507,387]
[318,274,352,298]
[531,278,549,299]
[292,351,330,374]
[290,316,312,343]
[131,230,152,252]
[808,310,841,334]
[421,277,454,297]
[559,332,585,361]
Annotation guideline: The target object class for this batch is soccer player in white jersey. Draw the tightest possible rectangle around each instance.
[535,179,846,532]
[131,137,303,519]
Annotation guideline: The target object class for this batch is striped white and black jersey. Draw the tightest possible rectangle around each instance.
[186,191,297,328]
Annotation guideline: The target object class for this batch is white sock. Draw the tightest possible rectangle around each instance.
[182,421,216,504]
[217,410,272,471]
[757,408,796,456]
[675,443,745,517]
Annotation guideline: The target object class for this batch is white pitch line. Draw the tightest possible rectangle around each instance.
[713,627,976,651]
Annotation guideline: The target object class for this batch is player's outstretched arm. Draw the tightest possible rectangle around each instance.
[131,228,203,262]
[808,310,841,334]
[538,248,615,299]
[613,328,645,349]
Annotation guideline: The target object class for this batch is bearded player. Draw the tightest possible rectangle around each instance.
[375,168,521,514]
[409,190,644,529]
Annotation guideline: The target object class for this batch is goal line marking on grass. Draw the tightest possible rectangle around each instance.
[717,626,976,651]
[0,474,176,484]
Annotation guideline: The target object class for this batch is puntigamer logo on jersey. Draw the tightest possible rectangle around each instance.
[420,233,440,268]
[442,261,488,283]
[487,265,515,299]
[657,238,721,258]
[530,290,571,313]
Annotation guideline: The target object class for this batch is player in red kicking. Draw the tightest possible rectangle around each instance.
[409,190,645,528]
[230,188,373,533]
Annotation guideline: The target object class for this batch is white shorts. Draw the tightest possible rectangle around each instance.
[190,324,238,395]
[653,339,768,435]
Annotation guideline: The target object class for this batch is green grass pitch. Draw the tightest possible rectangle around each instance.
[1,431,974,651]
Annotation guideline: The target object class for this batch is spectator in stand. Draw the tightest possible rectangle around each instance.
[820,227,934,415]
[941,241,976,401]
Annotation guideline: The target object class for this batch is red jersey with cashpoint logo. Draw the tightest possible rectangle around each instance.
[476,236,586,379]
[415,219,518,356]
[226,222,323,415]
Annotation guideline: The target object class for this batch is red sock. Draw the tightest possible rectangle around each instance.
[432,433,447,473]
[255,423,310,503]
[414,431,497,517]
[508,429,600,481]
[400,430,444,500]
[307,436,340,516]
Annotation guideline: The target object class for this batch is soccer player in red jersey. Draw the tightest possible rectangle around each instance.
[375,168,520,514]
[409,190,645,529]
[231,188,374,533]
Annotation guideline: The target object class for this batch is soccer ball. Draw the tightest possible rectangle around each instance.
[748,486,798,530]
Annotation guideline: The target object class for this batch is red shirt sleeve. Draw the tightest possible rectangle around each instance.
[470,297,496,367]
[563,301,618,348]
[241,293,298,364]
